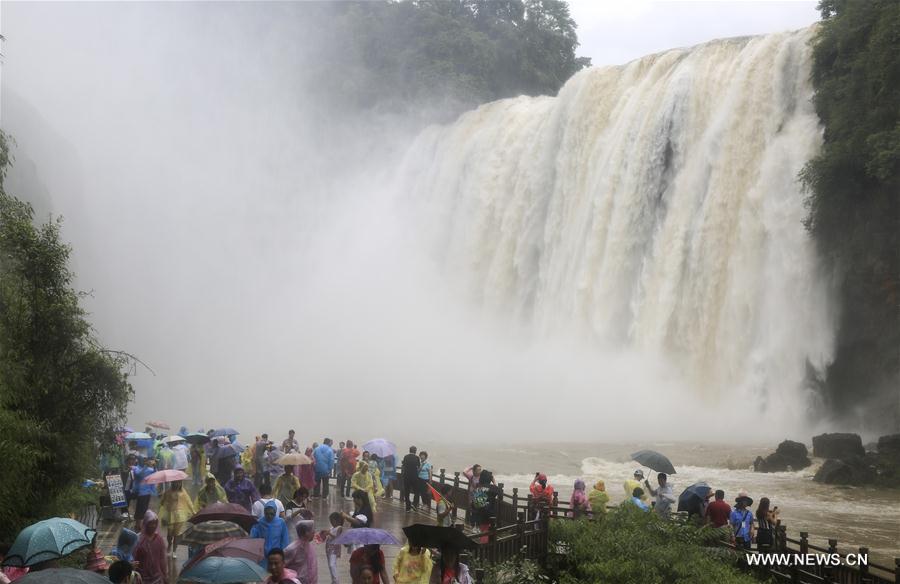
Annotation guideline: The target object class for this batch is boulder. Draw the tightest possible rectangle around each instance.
[812,433,865,459]
[753,440,811,472]
[877,434,900,457]
[813,456,877,485]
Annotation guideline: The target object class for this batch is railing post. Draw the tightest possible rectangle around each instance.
[439,468,446,485]
[517,511,526,558]
[825,538,838,582]
[858,547,870,583]
[475,568,484,584]
[453,472,461,522]
[512,487,519,515]
[894,558,900,582]
[496,483,505,527]
[552,490,559,518]
[777,523,787,552]
[489,518,497,564]
[526,494,533,521]
[800,532,809,555]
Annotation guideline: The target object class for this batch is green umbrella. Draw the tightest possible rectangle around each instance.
[179,556,268,583]
[16,568,110,583]
[2,518,96,567]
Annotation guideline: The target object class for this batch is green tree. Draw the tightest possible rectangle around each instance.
[0,131,134,541]
[801,0,900,425]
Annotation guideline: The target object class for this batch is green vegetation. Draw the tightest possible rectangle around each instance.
[801,0,899,425]
[322,0,591,117]
[0,131,133,541]
[545,508,758,584]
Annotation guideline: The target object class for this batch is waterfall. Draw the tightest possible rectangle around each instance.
[396,28,834,417]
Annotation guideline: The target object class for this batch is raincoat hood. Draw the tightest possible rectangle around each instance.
[594,480,606,492]
[116,528,138,553]
[573,479,586,492]
[142,510,159,535]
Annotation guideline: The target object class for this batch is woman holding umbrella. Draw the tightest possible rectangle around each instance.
[133,511,167,584]
[341,490,375,544]
[349,545,390,584]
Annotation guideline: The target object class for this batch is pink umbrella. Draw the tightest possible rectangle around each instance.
[143,469,188,485]
[145,420,171,430]
[181,537,264,571]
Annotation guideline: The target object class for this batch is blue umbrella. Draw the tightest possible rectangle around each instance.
[124,431,152,441]
[16,568,109,583]
[179,556,267,583]
[361,438,397,458]
[211,428,239,437]
[332,528,401,546]
[2,518,96,567]
[677,482,712,514]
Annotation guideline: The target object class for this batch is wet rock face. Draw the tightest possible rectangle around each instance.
[813,456,876,485]
[877,434,900,457]
[753,440,811,473]
[812,433,865,459]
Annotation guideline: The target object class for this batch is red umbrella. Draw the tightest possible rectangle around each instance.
[181,537,264,571]
[143,469,188,485]
[189,502,257,532]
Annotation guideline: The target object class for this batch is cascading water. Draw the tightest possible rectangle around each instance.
[396,28,834,423]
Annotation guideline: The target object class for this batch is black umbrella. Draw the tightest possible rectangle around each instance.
[184,432,211,445]
[631,449,676,474]
[677,482,711,514]
[402,524,476,551]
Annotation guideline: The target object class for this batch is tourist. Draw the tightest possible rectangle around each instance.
[107,560,140,584]
[368,455,385,500]
[189,443,205,487]
[252,483,286,519]
[170,439,189,475]
[462,464,490,526]
[380,454,396,499]
[705,489,731,528]
[324,512,345,584]
[755,497,779,550]
[401,447,420,512]
[265,548,300,584]
[284,520,317,584]
[435,484,454,527]
[392,544,431,584]
[158,480,195,558]
[215,439,238,487]
[569,479,591,519]
[730,491,755,549]
[339,441,360,499]
[628,487,650,511]
[644,473,675,517]
[624,470,646,503]
[472,470,499,541]
[299,448,316,492]
[282,430,299,454]
[226,466,261,511]
[196,475,227,508]
[342,489,375,544]
[267,444,285,487]
[587,480,609,517]
[131,457,157,532]
[285,487,313,521]
[133,510,167,584]
[274,466,302,508]
[351,461,379,513]
[314,438,335,498]
[356,567,375,584]
[428,545,471,584]
[349,545,390,584]
[110,528,139,562]
[256,434,272,489]
[251,501,292,560]
[529,473,555,519]
[84,537,109,573]
[415,452,433,511]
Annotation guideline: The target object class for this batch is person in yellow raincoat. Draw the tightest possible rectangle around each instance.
[273,465,301,507]
[196,475,227,508]
[351,461,378,512]
[241,441,255,477]
[588,480,609,518]
[158,480,195,558]
[368,458,385,498]
[624,470,649,504]
[392,544,432,584]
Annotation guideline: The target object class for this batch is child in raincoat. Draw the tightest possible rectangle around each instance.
[195,475,227,508]
[588,480,609,518]
[393,544,432,584]
[158,480,195,557]
[351,461,378,512]
[569,479,592,518]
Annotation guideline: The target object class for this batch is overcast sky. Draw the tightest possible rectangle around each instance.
[569,0,820,66]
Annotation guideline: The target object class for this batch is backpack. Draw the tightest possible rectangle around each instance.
[472,487,489,510]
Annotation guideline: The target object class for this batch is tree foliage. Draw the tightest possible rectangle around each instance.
[547,508,758,584]
[0,131,134,541]
[319,0,590,118]
[801,0,900,425]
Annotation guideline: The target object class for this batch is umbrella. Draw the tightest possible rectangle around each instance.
[189,503,257,532]
[332,528,401,546]
[180,556,268,583]
[143,469,189,485]
[211,428,239,437]
[180,521,248,546]
[182,538,265,572]
[677,482,712,514]
[124,432,152,441]
[2,518,96,567]
[185,432,212,445]
[145,420,171,430]
[114,426,134,434]
[361,439,396,458]
[631,449,676,475]
[402,524,475,550]
[163,435,186,444]
[275,452,312,466]
[16,568,110,583]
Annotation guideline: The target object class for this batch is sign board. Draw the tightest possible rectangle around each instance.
[106,474,127,508]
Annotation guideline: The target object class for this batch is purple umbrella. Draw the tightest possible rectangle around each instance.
[332,528,401,546]
[361,439,396,459]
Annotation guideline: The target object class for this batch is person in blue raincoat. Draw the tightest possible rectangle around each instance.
[313,439,335,498]
[250,500,291,562]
